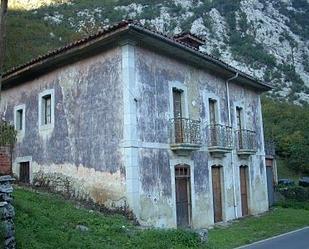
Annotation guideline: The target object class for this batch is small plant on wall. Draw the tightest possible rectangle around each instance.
[0,121,16,147]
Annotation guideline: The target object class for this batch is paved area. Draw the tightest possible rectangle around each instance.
[237,227,309,249]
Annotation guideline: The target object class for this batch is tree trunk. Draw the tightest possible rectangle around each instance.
[0,0,8,103]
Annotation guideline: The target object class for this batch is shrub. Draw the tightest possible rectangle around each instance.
[0,122,17,146]
[276,199,309,210]
[277,185,309,202]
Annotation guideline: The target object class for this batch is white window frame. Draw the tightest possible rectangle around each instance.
[170,158,195,228]
[13,156,33,184]
[233,101,246,130]
[169,81,189,119]
[14,104,26,138]
[38,89,55,131]
[203,92,221,125]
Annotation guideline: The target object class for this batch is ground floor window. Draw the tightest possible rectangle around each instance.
[19,161,30,184]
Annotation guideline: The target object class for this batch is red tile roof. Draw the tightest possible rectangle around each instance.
[3,20,272,90]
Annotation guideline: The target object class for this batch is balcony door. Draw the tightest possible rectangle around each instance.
[209,99,218,145]
[236,107,243,149]
[173,88,183,143]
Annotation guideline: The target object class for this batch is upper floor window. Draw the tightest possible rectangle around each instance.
[39,89,54,130]
[14,104,25,134]
[208,98,218,124]
[16,109,23,130]
[236,106,243,130]
[42,94,51,125]
[173,88,183,119]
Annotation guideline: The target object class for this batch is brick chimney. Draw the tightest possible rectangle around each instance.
[173,32,205,49]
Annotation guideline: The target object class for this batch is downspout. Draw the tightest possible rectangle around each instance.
[226,72,239,219]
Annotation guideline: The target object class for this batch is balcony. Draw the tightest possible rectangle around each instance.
[169,118,201,155]
[235,129,257,158]
[265,140,276,158]
[207,124,233,158]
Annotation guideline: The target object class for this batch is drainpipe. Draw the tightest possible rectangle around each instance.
[226,72,239,219]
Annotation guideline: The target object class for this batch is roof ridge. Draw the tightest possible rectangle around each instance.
[2,20,272,90]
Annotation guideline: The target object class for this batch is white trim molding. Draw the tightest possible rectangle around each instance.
[14,104,26,140]
[169,81,189,119]
[13,156,33,184]
[121,41,140,218]
[169,158,195,228]
[203,92,221,125]
[38,89,55,135]
[233,100,246,130]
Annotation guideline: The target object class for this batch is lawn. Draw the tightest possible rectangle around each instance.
[10,187,309,249]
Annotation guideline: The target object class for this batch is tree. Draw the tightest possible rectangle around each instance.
[0,0,8,103]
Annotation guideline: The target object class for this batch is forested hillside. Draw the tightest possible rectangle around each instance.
[4,0,309,174]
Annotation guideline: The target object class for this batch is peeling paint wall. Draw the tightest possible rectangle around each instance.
[0,47,126,208]
[134,46,268,228]
[0,41,268,229]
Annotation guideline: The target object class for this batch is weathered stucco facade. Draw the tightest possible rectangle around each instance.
[0,22,270,229]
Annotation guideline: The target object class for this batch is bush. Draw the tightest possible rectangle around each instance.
[0,122,17,146]
[262,97,309,174]
[276,199,309,210]
[0,222,4,248]
[277,185,309,202]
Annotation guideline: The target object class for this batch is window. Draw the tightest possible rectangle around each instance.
[236,107,243,130]
[39,89,54,129]
[16,109,23,130]
[236,106,244,149]
[173,88,184,143]
[42,94,51,125]
[14,104,25,134]
[209,98,217,124]
[173,88,183,119]
[19,161,30,184]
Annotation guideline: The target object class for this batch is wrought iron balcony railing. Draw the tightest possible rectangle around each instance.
[207,124,233,149]
[265,140,276,156]
[169,118,201,145]
[235,129,257,152]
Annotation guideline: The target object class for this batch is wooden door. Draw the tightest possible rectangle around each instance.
[20,162,30,184]
[212,166,223,222]
[173,89,183,143]
[240,166,249,216]
[266,165,274,207]
[175,166,191,227]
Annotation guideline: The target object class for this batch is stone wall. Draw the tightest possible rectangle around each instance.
[0,147,11,176]
[0,176,15,249]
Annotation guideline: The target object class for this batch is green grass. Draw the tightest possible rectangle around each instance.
[208,207,309,248]
[9,187,309,249]
[13,187,206,249]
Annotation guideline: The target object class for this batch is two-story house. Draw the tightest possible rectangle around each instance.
[0,20,271,228]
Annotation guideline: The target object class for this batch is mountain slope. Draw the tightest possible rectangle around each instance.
[5,0,309,103]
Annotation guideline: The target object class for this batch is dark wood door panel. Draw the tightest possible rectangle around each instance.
[212,167,223,223]
[240,166,249,216]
